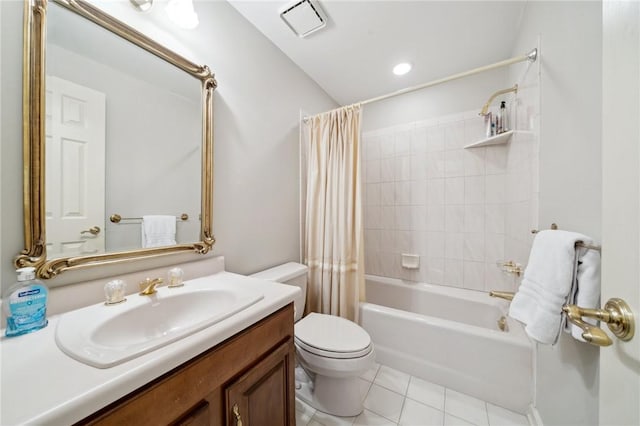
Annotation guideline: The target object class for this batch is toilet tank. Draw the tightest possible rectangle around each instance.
[250,262,308,322]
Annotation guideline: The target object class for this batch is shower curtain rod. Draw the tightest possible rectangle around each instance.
[303,48,538,122]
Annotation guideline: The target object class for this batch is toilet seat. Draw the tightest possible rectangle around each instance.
[295,313,372,359]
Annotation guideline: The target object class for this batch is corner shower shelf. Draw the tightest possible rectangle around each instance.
[464,130,513,149]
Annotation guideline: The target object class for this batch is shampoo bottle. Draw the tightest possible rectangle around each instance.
[499,101,508,133]
[3,267,49,337]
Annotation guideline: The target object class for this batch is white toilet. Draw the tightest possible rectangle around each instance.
[251,262,375,417]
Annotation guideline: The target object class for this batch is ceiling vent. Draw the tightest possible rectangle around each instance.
[280,0,327,38]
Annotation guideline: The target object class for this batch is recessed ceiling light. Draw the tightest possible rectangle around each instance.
[393,62,412,76]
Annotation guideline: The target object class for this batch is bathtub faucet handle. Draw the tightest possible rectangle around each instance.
[489,291,515,301]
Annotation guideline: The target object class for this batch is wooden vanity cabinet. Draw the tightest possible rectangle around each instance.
[77,304,296,426]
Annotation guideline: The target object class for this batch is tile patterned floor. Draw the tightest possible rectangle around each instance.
[295,363,530,426]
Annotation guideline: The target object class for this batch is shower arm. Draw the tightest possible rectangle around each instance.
[478,84,518,116]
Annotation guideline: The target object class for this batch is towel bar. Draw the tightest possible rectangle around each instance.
[531,223,601,252]
[563,298,634,347]
[110,213,189,223]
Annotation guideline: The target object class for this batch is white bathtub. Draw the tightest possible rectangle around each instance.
[359,275,533,414]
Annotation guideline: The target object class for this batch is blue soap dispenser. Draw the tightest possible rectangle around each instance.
[3,266,49,337]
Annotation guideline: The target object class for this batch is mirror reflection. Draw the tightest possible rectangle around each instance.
[45,1,202,258]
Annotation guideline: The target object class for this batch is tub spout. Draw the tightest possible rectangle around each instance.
[489,291,515,301]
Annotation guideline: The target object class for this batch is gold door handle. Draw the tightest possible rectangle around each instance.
[232,404,243,426]
[563,298,635,347]
[81,226,101,236]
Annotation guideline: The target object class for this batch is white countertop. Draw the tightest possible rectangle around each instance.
[0,271,299,426]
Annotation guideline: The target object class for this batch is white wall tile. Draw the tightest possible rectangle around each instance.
[425,258,444,284]
[411,126,428,155]
[485,145,508,174]
[381,158,395,182]
[426,151,446,179]
[381,182,395,206]
[395,156,411,181]
[445,232,464,260]
[411,180,427,206]
[395,206,412,231]
[485,174,506,204]
[367,160,381,183]
[395,181,412,205]
[464,176,485,204]
[485,204,506,234]
[444,122,465,151]
[444,177,465,205]
[445,205,464,232]
[380,134,395,157]
[365,206,382,230]
[463,147,486,176]
[395,130,412,157]
[464,117,486,146]
[463,261,485,291]
[396,231,413,253]
[382,206,395,230]
[411,154,428,180]
[366,183,381,206]
[366,136,382,161]
[427,179,445,205]
[426,204,445,231]
[426,231,445,259]
[411,205,427,231]
[484,233,505,264]
[444,259,463,287]
[426,126,445,152]
[463,233,485,261]
[464,204,484,233]
[444,149,465,177]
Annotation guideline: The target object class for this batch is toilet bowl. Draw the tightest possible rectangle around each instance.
[251,263,374,417]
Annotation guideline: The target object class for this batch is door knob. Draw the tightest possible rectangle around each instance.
[81,226,101,236]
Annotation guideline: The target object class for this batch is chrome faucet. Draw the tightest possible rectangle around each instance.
[139,278,163,296]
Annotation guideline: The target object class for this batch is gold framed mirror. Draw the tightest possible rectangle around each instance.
[16,0,216,279]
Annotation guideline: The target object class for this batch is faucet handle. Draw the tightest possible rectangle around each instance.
[104,279,127,305]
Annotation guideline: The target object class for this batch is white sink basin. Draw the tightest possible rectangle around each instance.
[55,281,263,368]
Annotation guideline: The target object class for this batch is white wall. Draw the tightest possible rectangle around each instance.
[0,0,337,291]
[362,69,507,132]
[511,2,602,425]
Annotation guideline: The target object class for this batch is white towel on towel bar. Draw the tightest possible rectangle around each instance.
[141,215,177,248]
[508,230,601,345]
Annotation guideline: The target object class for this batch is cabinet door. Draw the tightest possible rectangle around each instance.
[172,401,210,426]
[225,339,295,426]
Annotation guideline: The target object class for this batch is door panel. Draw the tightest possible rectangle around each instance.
[45,76,106,257]
[601,1,640,424]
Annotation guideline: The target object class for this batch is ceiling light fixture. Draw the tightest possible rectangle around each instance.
[166,0,199,29]
[130,0,153,12]
[393,62,412,76]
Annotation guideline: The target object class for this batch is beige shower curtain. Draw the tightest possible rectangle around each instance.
[304,104,364,322]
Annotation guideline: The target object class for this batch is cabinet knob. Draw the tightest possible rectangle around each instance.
[232,404,243,426]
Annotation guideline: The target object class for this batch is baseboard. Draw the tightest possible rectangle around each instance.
[527,404,543,426]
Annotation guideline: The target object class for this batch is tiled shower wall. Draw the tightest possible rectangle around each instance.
[361,104,538,292]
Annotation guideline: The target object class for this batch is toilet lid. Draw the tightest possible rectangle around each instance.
[295,313,372,359]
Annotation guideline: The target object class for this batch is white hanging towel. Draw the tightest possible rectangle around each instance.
[141,215,177,248]
[509,230,601,345]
